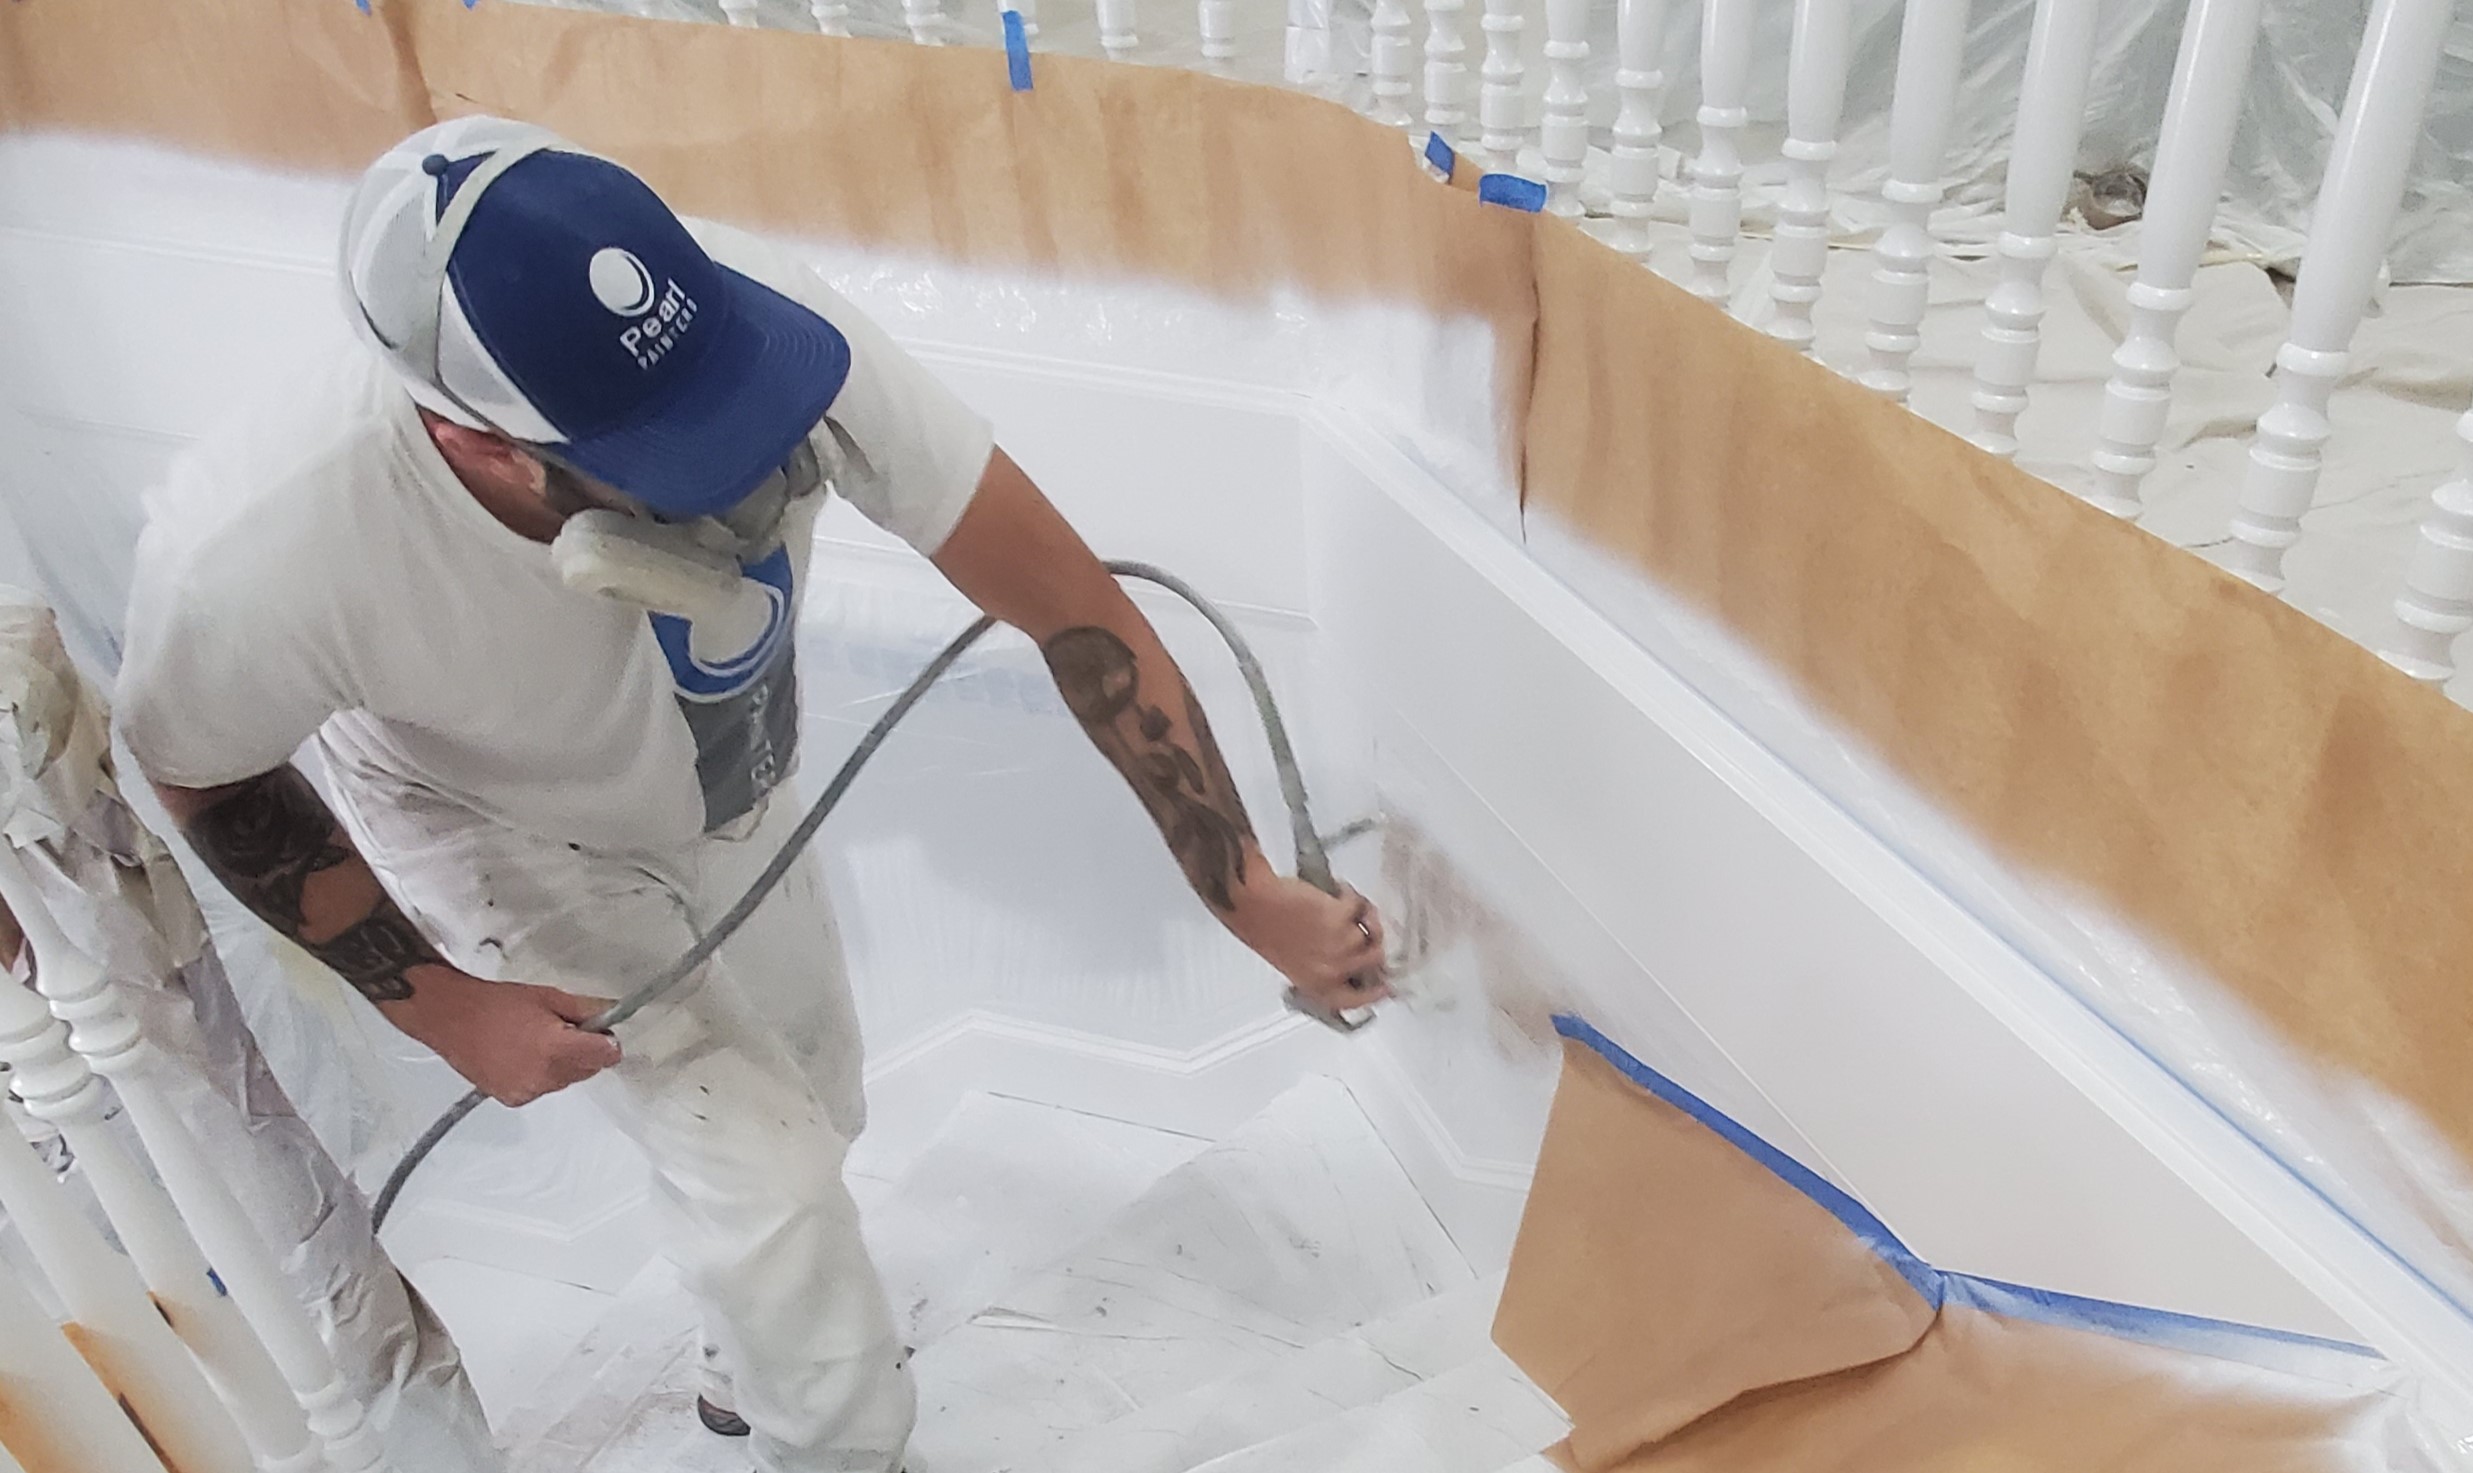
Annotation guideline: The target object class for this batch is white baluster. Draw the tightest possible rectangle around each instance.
[717,0,759,24]
[1425,0,1473,145]
[1479,0,1528,169]
[1,957,321,1473]
[1857,0,1974,399]
[1969,0,2102,454]
[904,0,944,44]
[1540,0,1591,215]
[1199,0,1235,71]
[2084,0,2267,516]
[2385,408,2473,685]
[810,0,850,35]
[1370,0,1416,126]
[1609,0,1672,257]
[0,852,389,1473]
[0,980,259,1473]
[2222,0,2456,592]
[0,1266,168,1473]
[1770,0,1855,349]
[1098,0,1138,60]
[1687,0,1754,306]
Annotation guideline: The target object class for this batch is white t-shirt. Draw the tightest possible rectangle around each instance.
[119,223,994,860]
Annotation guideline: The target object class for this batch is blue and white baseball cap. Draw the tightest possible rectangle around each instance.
[341,116,850,519]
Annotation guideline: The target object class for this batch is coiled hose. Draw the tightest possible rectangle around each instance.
[370,562,1361,1232]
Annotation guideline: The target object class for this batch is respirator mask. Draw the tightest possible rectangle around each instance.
[547,434,832,665]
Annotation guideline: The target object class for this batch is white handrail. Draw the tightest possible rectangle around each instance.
[0,849,391,1473]
[1609,0,1671,258]
[2085,0,2267,517]
[1969,0,2101,456]
[1687,0,1755,305]
[2221,0,2456,593]
[1771,0,1855,350]
[0,1104,255,1473]
[2385,407,2473,685]
[0,962,260,1473]
[1858,0,1974,401]
[1479,0,1530,170]
[0,1264,169,1473]
[0,938,321,1473]
[1541,0,1591,215]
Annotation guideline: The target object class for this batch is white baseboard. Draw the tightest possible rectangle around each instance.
[1340,1037,1537,1276]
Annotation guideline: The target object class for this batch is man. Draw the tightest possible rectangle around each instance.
[116,116,1387,1473]
[0,586,499,1470]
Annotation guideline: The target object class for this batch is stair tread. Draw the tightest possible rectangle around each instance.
[1041,1273,1509,1473]
[501,1257,700,1473]
[863,1091,1211,1344]
[907,1075,1476,1470]
[1183,1350,1569,1473]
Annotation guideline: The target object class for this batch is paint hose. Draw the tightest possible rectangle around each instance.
[370,561,1364,1232]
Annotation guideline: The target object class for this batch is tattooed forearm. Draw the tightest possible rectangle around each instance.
[181,767,438,1004]
[1045,626,1256,912]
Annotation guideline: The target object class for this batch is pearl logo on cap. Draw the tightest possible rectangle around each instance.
[588,247,658,317]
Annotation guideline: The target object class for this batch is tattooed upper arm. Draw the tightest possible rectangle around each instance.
[178,767,434,1003]
[183,768,353,935]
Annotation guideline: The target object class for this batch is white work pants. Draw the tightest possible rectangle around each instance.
[334,774,912,1473]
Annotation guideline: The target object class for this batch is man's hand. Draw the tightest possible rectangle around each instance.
[1223,873,1390,1015]
[381,966,623,1106]
[156,767,620,1103]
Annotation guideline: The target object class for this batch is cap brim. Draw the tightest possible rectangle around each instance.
[557,265,851,519]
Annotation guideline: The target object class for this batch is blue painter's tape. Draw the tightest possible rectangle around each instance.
[1423,131,1457,180]
[1003,10,1034,91]
[1553,1013,1940,1306]
[208,1267,229,1297]
[1551,1013,2387,1374]
[354,0,371,13]
[1477,172,1548,213]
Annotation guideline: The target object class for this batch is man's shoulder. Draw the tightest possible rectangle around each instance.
[151,354,398,554]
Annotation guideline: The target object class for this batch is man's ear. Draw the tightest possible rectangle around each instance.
[422,412,545,494]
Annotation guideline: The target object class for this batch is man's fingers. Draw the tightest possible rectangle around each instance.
[543,987,620,1025]
[1337,890,1386,972]
[557,1027,624,1071]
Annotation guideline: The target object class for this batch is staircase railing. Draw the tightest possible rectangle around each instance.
[0,846,390,1473]
[573,0,2470,691]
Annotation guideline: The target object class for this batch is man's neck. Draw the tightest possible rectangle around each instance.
[456,471,566,544]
